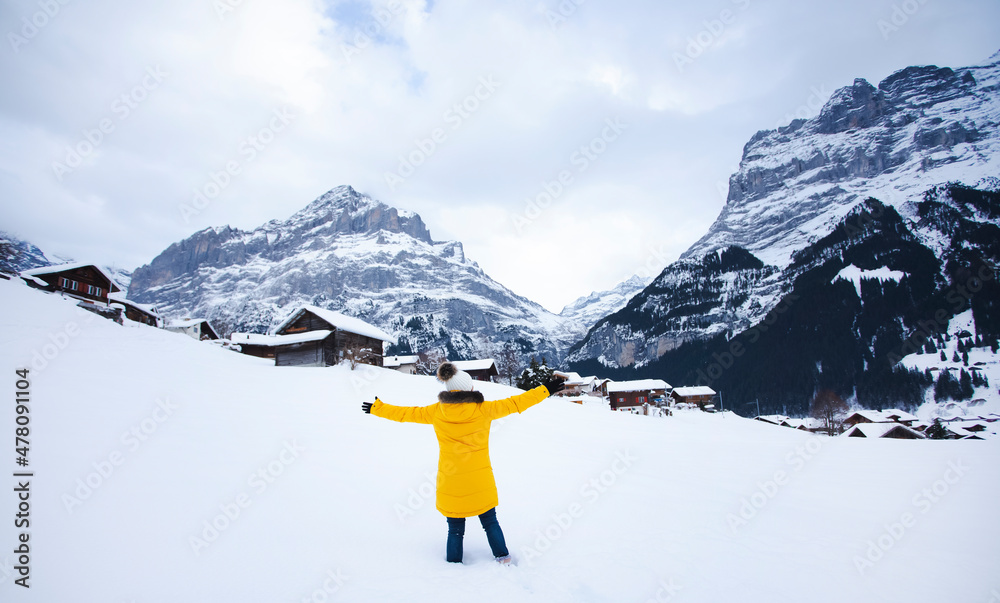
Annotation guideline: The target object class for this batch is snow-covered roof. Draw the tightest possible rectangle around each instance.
[383,355,420,368]
[672,386,717,397]
[843,423,925,439]
[882,409,918,423]
[555,371,582,381]
[273,305,396,343]
[231,330,333,346]
[606,379,670,393]
[167,318,211,329]
[755,415,790,425]
[555,372,599,387]
[449,359,496,372]
[21,262,123,292]
[108,292,161,315]
[845,410,894,424]
[783,417,824,430]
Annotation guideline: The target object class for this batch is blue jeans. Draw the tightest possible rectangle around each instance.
[446,507,508,563]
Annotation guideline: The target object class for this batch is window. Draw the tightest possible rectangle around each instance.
[59,277,79,291]
[86,285,103,296]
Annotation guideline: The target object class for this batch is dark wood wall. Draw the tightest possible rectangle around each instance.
[34,266,114,303]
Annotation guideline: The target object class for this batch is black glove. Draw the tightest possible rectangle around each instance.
[361,401,373,414]
[543,376,566,395]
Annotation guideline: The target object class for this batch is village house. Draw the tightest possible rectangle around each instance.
[20,262,122,304]
[554,371,601,396]
[606,379,670,412]
[670,386,717,410]
[384,355,420,375]
[448,359,499,382]
[262,305,396,368]
[166,318,220,341]
[108,293,162,327]
[842,409,919,429]
[754,415,792,427]
[842,423,926,439]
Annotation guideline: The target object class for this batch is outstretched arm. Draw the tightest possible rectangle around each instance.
[482,385,553,420]
[366,397,435,424]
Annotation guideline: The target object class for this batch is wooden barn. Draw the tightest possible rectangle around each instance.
[270,305,396,368]
[20,263,121,304]
[273,331,337,367]
[166,319,220,341]
[449,359,499,382]
[606,379,670,411]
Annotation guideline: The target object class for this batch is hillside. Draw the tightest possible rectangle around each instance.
[2,279,999,602]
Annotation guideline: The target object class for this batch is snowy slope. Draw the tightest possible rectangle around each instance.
[1,278,999,603]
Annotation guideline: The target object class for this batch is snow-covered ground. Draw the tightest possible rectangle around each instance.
[1,278,999,602]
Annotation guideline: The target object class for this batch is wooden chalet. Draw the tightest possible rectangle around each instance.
[843,409,918,429]
[670,386,717,408]
[108,293,162,327]
[20,262,121,304]
[554,371,600,396]
[606,379,670,411]
[842,410,891,428]
[269,305,396,368]
[166,319,220,341]
[449,359,499,382]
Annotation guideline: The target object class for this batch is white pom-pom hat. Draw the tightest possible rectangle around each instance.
[437,362,474,392]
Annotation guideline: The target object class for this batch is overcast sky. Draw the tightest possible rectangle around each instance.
[2,0,998,313]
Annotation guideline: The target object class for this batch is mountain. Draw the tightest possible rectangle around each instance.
[0,230,52,274]
[129,186,587,364]
[569,51,1000,373]
[568,51,1000,415]
[558,274,651,327]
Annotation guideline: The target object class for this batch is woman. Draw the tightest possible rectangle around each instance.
[362,362,565,564]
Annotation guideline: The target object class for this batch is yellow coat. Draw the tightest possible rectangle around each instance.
[372,386,550,518]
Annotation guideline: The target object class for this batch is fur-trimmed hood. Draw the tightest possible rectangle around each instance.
[438,390,485,404]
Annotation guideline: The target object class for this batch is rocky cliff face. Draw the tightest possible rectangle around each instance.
[569,50,1000,371]
[0,231,52,274]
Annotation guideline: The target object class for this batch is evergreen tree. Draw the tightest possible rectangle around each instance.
[934,370,955,402]
[940,351,947,362]
[952,351,961,363]
[962,350,969,366]
[516,357,541,390]
[515,357,554,390]
[958,370,974,400]
[926,418,950,440]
